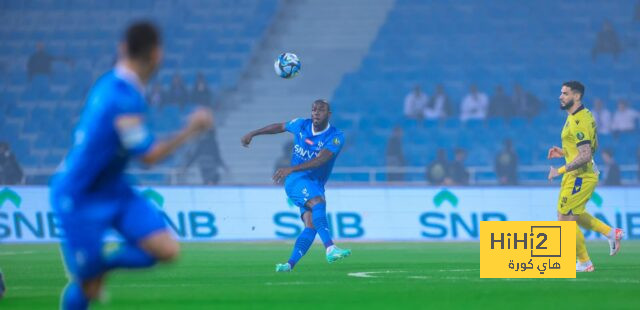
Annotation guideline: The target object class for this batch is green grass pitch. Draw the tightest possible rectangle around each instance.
[1,241,639,309]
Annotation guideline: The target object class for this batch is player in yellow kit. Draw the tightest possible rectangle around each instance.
[547,81,624,272]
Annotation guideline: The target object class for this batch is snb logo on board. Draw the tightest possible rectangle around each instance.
[140,188,217,239]
[480,221,576,278]
[420,189,507,240]
[0,187,63,241]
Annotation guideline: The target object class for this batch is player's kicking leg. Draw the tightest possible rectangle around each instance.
[306,197,351,264]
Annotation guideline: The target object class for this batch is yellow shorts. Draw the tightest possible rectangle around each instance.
[557,173,598,215]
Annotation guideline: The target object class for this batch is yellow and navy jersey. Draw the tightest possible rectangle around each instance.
[560,105,598,176]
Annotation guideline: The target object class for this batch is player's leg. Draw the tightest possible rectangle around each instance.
[277,181,317,272]
[558,175,595,272]
[574,177,624,255]
[110,191,178,270]
[57,218,109,309]
[277,211,317,272]
[306,196,351,263]
[52,191,118,309]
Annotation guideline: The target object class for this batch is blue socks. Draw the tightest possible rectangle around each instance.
[311,202,334,248]
[62,282,88,310]
[287,227,316,268]
[104,243,156,271]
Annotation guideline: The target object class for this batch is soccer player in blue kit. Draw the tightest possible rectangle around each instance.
[241,99,351,272]
[50,22,212,309]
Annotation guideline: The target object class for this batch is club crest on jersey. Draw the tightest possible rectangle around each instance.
[305,138,314,145]
[576,132,585,140]
[333,137,340,145]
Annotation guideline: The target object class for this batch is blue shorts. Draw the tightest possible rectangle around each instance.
[51,188,166,281]
[284,176,325,218]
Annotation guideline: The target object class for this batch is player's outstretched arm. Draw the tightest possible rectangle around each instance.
[241,123,286,147]
[140,108,213,165]
[272,149,334,183]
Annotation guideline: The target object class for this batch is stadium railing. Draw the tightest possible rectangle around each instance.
[19,165,640,186]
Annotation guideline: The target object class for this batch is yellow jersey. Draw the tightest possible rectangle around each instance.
[560,105,598,177]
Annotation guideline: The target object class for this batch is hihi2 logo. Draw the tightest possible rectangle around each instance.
[480,221,576,278]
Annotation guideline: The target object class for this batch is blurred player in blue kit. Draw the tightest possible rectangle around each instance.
[50,21,213,309]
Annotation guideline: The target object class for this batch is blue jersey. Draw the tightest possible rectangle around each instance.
[285,118,344,186]
[51,66,154,197]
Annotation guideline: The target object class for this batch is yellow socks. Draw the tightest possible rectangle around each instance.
[578,212,612,237]
[576,225,590,263]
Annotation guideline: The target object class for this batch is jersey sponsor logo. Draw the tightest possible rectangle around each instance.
[576,132,585,140]
[318,141,324,148]
[293,144,319,159]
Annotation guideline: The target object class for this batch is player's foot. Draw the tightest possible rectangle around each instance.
[326,245,351,263]
[0,271,5,298]
[576,260,595,272]
[608,228,624,256]
[275,263,292,272]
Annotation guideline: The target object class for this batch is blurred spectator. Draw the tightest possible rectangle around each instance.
[426,149,449,185]
[0,142,23,185]
[404,85,428,120]
[448,148,469,185]
[591,98,612,134]
[386,127,406,181]
[602,149,621,185]
[424,84,451,120]
[495,139,518,185]
[27,42,73,81]
[146,82,165,108]
[183,128,227,185]
[489,86,514,119]
[512,84,542,120]
[191,72,213,108]
[274,141,294,173]
[460,84,488,122]
[592,20,621,61]
[166,73,189,110]
[611,100,639,134]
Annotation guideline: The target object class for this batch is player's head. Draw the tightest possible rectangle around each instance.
[119,21,162,82]
[311,99,331,128]
[559,81,584,110]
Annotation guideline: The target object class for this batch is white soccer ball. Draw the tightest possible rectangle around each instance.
[274,52,301,79]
